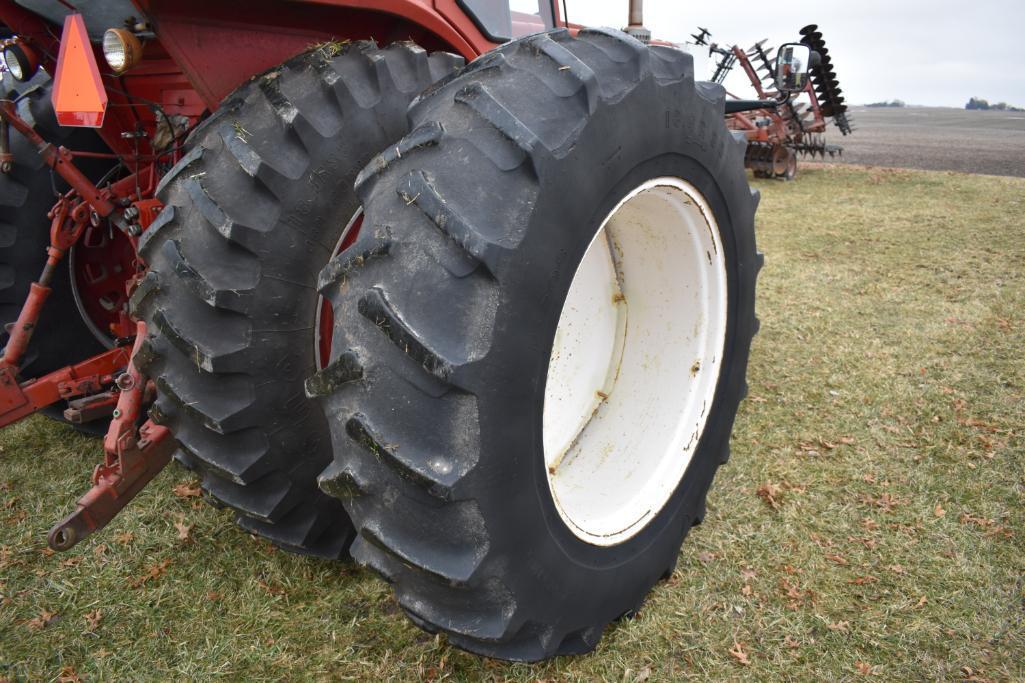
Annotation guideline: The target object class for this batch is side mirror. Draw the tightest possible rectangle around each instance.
[775,43,812,93]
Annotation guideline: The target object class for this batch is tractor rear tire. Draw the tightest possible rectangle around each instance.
[313,29,761,659]
[0,73,112,427]
[132,42,463,558]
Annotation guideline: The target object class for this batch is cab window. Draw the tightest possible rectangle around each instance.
[458,0,555,41]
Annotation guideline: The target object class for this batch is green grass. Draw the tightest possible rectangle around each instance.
[2,165,1023,681]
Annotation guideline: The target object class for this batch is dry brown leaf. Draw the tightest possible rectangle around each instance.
[130,559,170,588]
[915,595,928,607]
[114,531,135,544]
[59,556,83,568]
[728,641,750,665]
[783,635,801,649]
[810,533,834,549]
[57,666,82,683]
[825,553,848,566]
[84,609,102,631]
[934,504,946,518]
[1,496,17,510]
[25,608,57,630]
[849,535,878,550]
[206,591,223,602]
[887,564,906,574]
[756,483,782,510]
[258,579,286,596]
[855,661,872,675]
[849,575,878,585]
[827,620,849,632]
[860,493,903,513]
[781,577,803,599]
[960,512,993,527]
[697,551,716,564]
[861,517,880,531]
[632,666,652,683]
[172,482,203,499]
[174,518,193,542]
[958,417,1001,433]
[741,568,757,581]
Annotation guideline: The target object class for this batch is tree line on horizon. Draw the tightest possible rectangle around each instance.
[966,97,1023,111]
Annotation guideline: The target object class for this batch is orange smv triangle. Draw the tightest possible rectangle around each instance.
[52,13,108,128]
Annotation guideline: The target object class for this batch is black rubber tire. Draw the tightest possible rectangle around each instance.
[312,28,762,660]
[131,42,463,559]
[0,73,111,419]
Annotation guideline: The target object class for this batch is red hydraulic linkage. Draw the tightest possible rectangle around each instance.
[0,98,133,426]
[0,99,176,548]
[47,323,175,551]
[0,346,130,427]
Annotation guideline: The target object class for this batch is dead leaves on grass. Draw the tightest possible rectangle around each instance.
[129,559,170,588]
[756,480,807,510]
[84,609,103,632]
[728,641,751,665]
[57,666,83,683]
[959,511,1013,539]
[854,661,874,675]
[173,516,194,542]
[859,492,904,513]
[780,576,813,609]
[25,608,57,630]
[172,481,202,499]
[756,483,782,510]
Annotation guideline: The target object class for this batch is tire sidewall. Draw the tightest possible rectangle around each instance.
[469,86,755,591]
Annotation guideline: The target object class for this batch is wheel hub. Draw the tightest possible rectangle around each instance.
[543,178,728,546]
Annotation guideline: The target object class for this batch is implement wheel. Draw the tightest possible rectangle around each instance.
[313,29,762,659]
[132,42,462,558]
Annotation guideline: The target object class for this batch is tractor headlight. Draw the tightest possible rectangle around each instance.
[3,41,39,82]
[102,28,142,74]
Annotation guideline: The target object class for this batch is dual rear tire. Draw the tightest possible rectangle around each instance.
[137,30,760,659]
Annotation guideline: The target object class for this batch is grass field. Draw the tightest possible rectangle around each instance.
[1,165,1023,682]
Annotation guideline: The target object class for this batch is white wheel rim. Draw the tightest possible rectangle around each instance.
[543,177,728,546]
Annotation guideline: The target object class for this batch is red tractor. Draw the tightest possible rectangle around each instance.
[0,0,798,660]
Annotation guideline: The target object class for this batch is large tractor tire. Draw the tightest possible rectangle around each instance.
[0,73,111,413]
[312,29,762,660]
[132,43,463,558]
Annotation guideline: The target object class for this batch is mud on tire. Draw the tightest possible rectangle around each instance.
[313,29,762,659]
[132,42,462,558]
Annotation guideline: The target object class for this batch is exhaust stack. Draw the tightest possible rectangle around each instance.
[625,0,651,43]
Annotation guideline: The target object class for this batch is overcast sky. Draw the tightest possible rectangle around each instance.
[560,0,1025,107]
